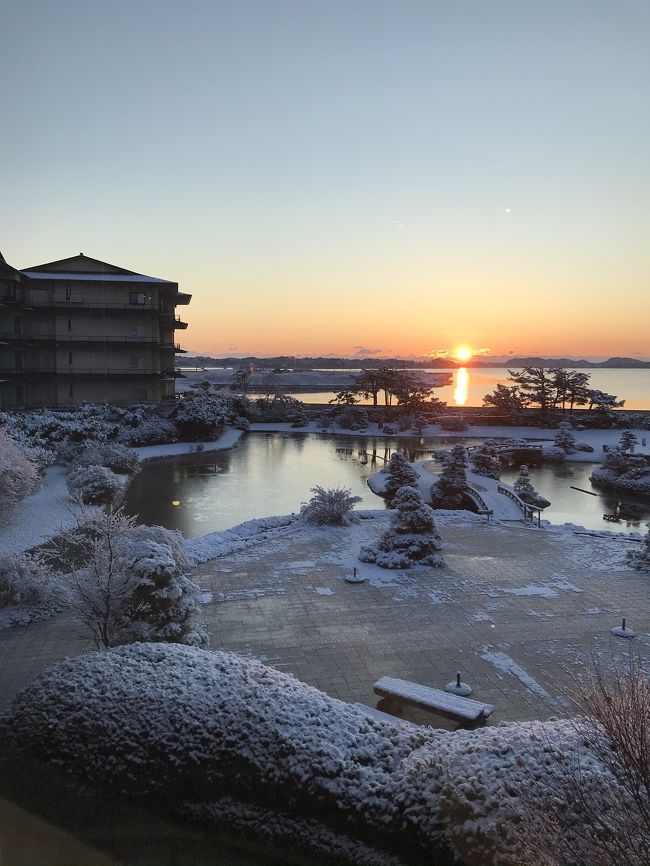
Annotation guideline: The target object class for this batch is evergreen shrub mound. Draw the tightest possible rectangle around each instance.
[1,645,633,866]
[66,464,124,504]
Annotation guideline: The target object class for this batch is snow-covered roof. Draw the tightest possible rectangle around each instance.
[22,271,176,284]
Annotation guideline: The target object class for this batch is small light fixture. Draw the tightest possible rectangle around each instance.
[171,499,181,507]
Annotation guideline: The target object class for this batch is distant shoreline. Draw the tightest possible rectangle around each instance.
[178,355,650,370]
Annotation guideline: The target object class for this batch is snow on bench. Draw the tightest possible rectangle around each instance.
[373,677,493,725]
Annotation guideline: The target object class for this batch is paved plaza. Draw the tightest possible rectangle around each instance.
[2,514,644,730]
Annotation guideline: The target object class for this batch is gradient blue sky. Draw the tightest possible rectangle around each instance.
[2,1,649,357]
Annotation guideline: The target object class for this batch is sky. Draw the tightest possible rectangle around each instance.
[1,0,649,359]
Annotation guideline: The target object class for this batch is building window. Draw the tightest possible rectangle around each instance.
[69,384,74,399]
[67,318,72,332]
[16,385,24,404]
[68,351,73,365]
[65,283,72,301]
[129,292,146,305]
[130,356,140,368]
[133,388,147,402]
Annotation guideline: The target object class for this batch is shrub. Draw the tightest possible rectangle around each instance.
[67,465,124,505]
[0,553,59,612]
[627,527,650,573]
[384,452,419,504]
[470,441,502,479]
[172,393,244,440]
[360,485,444,568]
[300,486,362,526]
[0,429,39,505]
[554,423,577,454]
[513,465,551,508]
[44,508,207,649]
[430,444,467,509]
[74,442,141,475]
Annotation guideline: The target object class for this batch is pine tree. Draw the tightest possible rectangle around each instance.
[430,444,467,509]
[619,429,638,452]
[554,422,578,454]
[359,485,444,569]
[471,441,502,479]
[514,465,550,508]
[384,451,419,503]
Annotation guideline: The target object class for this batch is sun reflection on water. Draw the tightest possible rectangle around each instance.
[454,367,469,405]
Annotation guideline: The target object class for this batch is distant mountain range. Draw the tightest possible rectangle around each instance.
[178,355,650,370]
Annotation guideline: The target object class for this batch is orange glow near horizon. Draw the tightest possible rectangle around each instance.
[453,367,469,405]
[453,346,473,362]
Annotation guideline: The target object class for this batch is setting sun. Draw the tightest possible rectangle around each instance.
[453,346,473,362]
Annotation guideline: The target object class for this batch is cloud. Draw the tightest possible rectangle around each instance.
[426,346,491,358]
[351,346,384,357]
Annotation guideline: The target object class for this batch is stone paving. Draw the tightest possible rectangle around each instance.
[1,515,647,731]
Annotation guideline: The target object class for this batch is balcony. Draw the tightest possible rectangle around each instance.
[176,292,192,305]
[0,367,176,377]
[174,316,188,329]
[0,333,173,344]
[26,296,163,312]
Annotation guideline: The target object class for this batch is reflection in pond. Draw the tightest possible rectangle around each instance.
[454,367,469,405]
[123,432,650,538]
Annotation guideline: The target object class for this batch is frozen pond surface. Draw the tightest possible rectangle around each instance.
[124,432,650,537]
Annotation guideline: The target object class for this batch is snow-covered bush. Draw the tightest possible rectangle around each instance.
[0,428,39,505]
[0,644,437,863]
[470,441,502,479]
[74,442,141,475]
[172,392,245,440]
[360,485,444,568]
[300,486,362,526]
[627,527,650,573]
[541,445,566,462]
[67,464,124,505]
[590,448,650,498]
[0,552,60,615]
[3,646,647,866]
[119,414,178,446]
[384,451,419,504]
[44,509,207,649]
[513,465,551,508]
[553,422,577,454]
[430,444,467,509]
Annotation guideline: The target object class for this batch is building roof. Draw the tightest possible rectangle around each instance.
[22,253,176,285]
[22,271,176,284]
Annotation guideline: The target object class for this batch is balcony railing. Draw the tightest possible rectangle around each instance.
[0,333,176,344]
[25,296,171,312]
[0,367,179,377]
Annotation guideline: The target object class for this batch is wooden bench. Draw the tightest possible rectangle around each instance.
[373,676,493,727]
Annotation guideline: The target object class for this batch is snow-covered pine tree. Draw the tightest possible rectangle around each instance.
[619,429,638,452]
[430,444,467,509]
[554,422,577,454]
[470,440,502,479]
[384,451,419,503]
[359,485,444,569]
[514,465,550,508]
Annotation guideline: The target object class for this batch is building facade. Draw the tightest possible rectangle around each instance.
[0,252,190,409]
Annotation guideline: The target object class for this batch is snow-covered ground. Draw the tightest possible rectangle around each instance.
[0,466,101,556]
[132,427,243,460]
